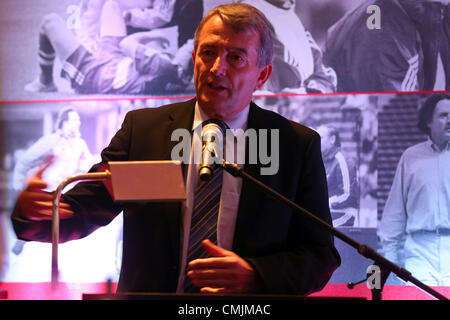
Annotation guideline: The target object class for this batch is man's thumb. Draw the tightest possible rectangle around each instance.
[202,239,228,257]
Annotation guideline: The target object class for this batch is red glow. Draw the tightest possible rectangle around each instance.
[1,282,449,300]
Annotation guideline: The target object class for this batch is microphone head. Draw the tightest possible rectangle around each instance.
[201,119,228,136]
[199,120,227,181]
[201,122,224,140]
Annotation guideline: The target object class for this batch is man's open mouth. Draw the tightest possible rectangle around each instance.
[208,83,226,90]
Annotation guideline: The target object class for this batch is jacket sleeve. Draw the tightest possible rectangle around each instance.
[330,28,418,92]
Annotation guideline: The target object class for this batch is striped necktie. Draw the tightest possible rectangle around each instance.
[183,164,223,293]
[184,120,227,293]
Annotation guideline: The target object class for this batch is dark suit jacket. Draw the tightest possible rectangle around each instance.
[12,99,340,295]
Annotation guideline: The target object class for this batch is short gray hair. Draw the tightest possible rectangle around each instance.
[194,3,274,67]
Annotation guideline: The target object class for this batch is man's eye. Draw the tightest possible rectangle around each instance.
[202,50,215,56]
[230,54,243,61]
[228,54,246,66]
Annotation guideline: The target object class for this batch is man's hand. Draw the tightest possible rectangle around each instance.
[187,239,259,294]
[16,157,74,221]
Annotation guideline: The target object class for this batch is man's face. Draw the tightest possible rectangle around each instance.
[192,15,272,120]
[62,111,81,138]
[428,99,450,147]
[316,125,333,153]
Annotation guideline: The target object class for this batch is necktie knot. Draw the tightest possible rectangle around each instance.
[201,119,229,134]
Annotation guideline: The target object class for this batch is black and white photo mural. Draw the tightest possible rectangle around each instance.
[0,0,449,298]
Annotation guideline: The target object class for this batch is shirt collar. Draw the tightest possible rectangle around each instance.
[192,101,250,132]
[427,137,450,152]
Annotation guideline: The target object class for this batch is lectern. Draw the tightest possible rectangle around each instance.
[51,161,186,288]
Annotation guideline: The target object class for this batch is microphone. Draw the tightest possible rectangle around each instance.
[199,120,227,181]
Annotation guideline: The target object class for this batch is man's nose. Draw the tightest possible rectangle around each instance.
[211,55,227,76]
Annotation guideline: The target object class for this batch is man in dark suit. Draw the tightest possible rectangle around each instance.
[11,3,340,295]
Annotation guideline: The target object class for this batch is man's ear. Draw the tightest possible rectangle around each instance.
[255,64,273,90]
[192,49,196,64]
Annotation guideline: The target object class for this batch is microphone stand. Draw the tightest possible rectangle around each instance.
[221,161,448,300]
[51,171,111,288]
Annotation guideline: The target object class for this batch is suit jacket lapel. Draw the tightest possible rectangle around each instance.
[157,98,195,275]
[163,98,196,177]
